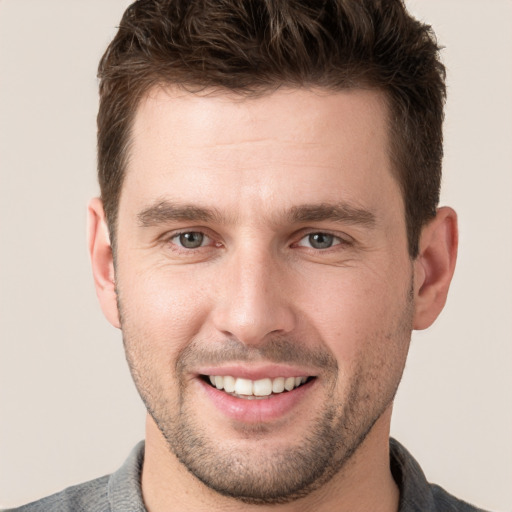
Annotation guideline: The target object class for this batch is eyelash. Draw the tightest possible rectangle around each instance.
[164,229,351,253]
[167,231,219,251]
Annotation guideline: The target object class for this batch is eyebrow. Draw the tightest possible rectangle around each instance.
[137,201,224,227]
[289,203,376,227]
[137,200,376,228]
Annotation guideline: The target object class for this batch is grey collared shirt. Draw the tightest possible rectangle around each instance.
[5,439,490,511]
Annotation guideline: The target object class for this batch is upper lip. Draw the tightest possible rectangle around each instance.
[196,364,318,381]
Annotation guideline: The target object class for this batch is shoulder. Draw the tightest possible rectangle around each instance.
[3,475,111,512]
[3,442,146,512]
[429,484,490,512]
[390,439,491,512]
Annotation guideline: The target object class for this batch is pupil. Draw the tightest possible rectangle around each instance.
[309,233,333,249]
[180,232,204,248]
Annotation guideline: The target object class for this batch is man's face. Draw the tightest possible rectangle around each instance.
[114,87,414,503]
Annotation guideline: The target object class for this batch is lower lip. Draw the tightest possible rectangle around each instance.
[198,378,315,423]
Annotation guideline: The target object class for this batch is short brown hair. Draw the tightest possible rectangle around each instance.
[97,0,446,257]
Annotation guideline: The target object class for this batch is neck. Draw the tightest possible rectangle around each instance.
[141,410,399,512]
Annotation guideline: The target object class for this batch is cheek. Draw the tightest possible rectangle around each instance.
[296,261,412,364]
[116,263,212,350]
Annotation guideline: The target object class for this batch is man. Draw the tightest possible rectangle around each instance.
[5,0,491,511]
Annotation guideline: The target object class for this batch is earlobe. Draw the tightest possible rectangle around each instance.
[413,207,458,330]
[87,198,121,329]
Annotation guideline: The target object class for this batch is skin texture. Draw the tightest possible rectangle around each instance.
[89,87,457,512]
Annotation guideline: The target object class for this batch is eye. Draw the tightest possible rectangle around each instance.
[171,231,210,249]
[297,232,341,250]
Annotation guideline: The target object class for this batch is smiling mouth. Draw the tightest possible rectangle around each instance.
[201,375,314,399]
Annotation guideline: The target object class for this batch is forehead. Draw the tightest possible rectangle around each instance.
[131,85,390,151]
[122,85,400,223]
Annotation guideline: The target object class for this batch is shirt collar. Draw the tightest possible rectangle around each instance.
[107,438,440,512]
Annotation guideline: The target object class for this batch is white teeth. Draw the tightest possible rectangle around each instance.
[223,375,236,393]
[284,377,295,391]
[253,378,272,396]
[272,377,285,393]
[234,378,253,396]
[206,374,309,397]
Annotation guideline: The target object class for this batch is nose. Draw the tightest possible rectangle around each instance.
[211,244,296,346]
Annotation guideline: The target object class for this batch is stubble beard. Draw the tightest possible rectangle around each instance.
[161,368,387,505]
[118,286,414,505]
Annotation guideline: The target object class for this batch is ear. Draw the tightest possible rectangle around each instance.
[87,197,120,328]
[413,207,458,330]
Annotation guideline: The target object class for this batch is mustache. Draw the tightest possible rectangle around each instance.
[176,335,338,374]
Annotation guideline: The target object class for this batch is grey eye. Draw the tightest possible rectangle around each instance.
[297,232,340,249]
[308,233,334,249]
[176,232,205,249]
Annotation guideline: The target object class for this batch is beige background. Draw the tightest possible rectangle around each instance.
[1,0,511,510]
